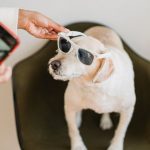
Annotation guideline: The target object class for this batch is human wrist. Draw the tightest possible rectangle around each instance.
[18,9,28,29]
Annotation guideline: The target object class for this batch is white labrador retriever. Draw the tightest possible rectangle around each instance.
[48,26,136,150]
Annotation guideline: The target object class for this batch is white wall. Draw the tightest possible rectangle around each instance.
[1,0,150,66]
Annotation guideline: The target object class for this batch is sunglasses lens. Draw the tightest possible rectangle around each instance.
[78,48,94,65]
[59,37,71,53]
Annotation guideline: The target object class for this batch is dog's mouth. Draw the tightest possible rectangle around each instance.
[48,65,82,81]
[48,66,69,81]
[53,69,61,76]
[52,73,70,81]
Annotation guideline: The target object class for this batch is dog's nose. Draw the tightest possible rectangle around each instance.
[50,60,61,70]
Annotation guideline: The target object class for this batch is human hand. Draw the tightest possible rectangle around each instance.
[0,63,12,83]
[18,9,69,40]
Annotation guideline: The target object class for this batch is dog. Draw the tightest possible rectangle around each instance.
[48,26,136,150]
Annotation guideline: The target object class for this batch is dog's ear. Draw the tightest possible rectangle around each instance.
[92,58,114,83]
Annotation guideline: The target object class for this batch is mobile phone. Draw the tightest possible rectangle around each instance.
[0,22,20,64]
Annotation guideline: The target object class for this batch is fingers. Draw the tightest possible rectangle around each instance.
[48,21,69,33]
[0,63,5,74]
[0,65,12,83]
[40,27,58,39]
[18,9,59,40]
[27,24,60,40]
[36,33,58,40]
[23,10,70,40]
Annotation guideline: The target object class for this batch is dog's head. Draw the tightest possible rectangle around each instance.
[48,31,112,82]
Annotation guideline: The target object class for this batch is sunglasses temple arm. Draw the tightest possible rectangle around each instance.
[97,53,111,59]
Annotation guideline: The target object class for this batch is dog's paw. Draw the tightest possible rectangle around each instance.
[100,114,113,130]
[71,142,87,150]
[107,144,123,150]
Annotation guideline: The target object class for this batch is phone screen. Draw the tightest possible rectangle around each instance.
[0,25,18,62]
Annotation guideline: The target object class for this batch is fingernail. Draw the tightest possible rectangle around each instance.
[64,28,70,32]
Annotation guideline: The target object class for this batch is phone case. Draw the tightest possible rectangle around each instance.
[0,22,20,65]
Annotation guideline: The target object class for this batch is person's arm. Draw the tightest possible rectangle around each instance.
[0,8,69,39]
[18,9,69,40]
[0,8,68,83]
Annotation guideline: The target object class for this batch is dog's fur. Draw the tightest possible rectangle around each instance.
[48,26,136,150]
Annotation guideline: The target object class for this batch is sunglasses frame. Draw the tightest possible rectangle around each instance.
[57,32,111,65]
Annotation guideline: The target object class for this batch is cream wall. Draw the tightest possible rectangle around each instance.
[0,0,150,66]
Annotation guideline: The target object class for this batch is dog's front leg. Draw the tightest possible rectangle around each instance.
[107,107,134,150]
[65,106,87,150]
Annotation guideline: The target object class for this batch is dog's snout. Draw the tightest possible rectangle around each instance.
[50,60,61,70]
